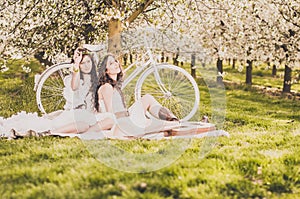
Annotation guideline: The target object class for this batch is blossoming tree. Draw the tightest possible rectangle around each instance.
[1,0,299,92]
[0,0,156,61]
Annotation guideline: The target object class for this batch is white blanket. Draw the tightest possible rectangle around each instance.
[52,129,230,140]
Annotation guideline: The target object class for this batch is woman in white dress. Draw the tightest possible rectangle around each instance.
[0,47,99,137]
[47,47,99,134]
[88,54,180,138]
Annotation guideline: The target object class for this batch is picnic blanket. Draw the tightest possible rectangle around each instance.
[3,122,229,140]
[78,129,229,140]
[0,112,229,140]
[78,121,230,140]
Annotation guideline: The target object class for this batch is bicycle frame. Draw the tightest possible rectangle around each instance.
[121,49,169,95]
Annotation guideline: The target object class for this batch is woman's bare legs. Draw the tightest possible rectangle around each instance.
[85,117,114,133]
[141,94,178,121]
[139,94,160,113]
[47,117,114,135]
[137,94,180,134]
[51,121,90,134]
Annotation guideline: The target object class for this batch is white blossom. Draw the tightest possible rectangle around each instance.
[21,64,31,73]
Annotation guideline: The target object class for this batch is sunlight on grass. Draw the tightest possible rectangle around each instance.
[223,63,300,92]
[0,59,299,198]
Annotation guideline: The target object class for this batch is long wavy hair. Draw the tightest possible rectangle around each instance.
[95,54,124,111]
[80,53,98,109]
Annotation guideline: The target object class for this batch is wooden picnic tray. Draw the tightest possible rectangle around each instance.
[164,122,216,137]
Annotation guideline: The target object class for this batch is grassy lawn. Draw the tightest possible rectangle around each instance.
[0,59,299,198]
[221,62,300,92]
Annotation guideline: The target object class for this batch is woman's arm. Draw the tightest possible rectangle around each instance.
[71,49,82,91]
[98,83,114,113]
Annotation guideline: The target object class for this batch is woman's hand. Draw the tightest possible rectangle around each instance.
[71,48,82,90]
[73,48,83,68]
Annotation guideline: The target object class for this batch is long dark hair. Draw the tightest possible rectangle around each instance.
[95,54,124,111]
[80,53,98,109]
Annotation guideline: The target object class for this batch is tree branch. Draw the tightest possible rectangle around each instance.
[0,0,19,12]
[163,0,175,29]
[279,9,300,28]
[125,0,154,24]
[274,0,300,28]
[10,0,41,34]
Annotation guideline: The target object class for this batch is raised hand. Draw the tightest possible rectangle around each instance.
[73,48,83,68]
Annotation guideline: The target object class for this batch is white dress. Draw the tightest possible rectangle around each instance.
[53,75,97,128]
[0,75,97,137]
[63,75,94,112]
[0,112,53,137]
[103,89,176,136]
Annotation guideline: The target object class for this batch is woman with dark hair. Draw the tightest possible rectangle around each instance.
[88,54,180,138]
[1,47,101,137]
[63,48,98,112]
[94,54,124,113]
[48,48,99,134]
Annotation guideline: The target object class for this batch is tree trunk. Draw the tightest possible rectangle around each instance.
[232,58,236,69]
[173,52,179,66]
[108,19,122,56]
[283,64,292,93]
[246,60,252,85]
[191,53,196,78]
[130,53,133,64]
[34,52,54,67]
[272,65,277,77]
[123,53,128,66]
[161,52,165,62]
[201,58,206,67]
[106,0,154,58]
[217,58,223,84]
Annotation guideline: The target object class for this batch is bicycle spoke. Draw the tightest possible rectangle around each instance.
[42,85,64,93]
[36,64,71,113]
[136,64,199,120]
[43,94,63,101]
[44,73,61,84]
[169,73,185,90]
[57,69,66,81]
[52,98,65,109]
[40,93,63,98]
[42,97,64,112]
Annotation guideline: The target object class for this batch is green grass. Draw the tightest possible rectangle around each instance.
[222,62,300,92]
[0,59,300,198]
[179,60,300,92]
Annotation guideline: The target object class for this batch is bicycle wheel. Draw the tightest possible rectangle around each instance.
[35,63,73,114]
[135,64,200,121]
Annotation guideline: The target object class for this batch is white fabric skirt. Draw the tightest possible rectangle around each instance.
[114,100,179,136]
[51,109,97,129]
[0,111,52,136]
[0,109,98,136]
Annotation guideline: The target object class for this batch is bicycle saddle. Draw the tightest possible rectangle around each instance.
[82,44,106,52]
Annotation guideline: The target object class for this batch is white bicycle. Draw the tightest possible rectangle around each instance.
[34,45,200,121]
